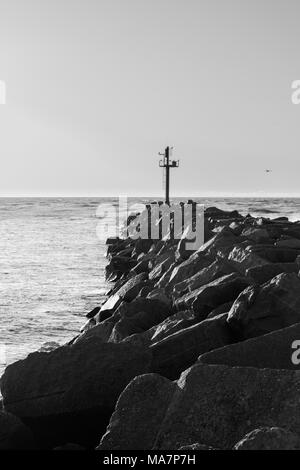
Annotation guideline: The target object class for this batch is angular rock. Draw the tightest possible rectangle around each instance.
[0,337,152,448]
[149,253,175,281]
[173,259,233,298]
[245,262,298,284]
[146,310,195,345]
[276,238,300,249]
[241,227,271,244]
[86,306,100,319]
[150,314,233,380]
[108,298,172,342]
[234,427,300,450]
[75,320,115,344]
[164,252,212,291]
[252,245,300,263]
[113,273,148,302]
[105,255,136,282]
[227,245,269,275]
[98,374,177,450]
[198,227,242,258]
[97,294,122,322]
[227,273,300,339]
[146,288,172,307]
[198,322,300,369]
[175,273,249,321]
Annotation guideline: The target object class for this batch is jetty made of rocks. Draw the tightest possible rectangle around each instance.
[2,202,300,450]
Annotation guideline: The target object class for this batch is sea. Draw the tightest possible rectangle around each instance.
[1,196,300,377]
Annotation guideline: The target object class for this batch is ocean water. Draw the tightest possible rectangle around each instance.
[1,196,300,377]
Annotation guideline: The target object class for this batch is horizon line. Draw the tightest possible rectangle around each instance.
[1,193,300,199]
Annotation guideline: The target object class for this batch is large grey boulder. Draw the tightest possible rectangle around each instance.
[227,245,270,275]
[241,227,271,244]
[161,252,213,291]
[108,298,172,342]
[98,374,177,450]
[144,310,196,345]
[198,322,300,369]
[173,259,233,298]
[97,364,300,450]
[227,273,300,339]
[245,262,298,284]
[0,337,152,448]
[112,273,148,302]
[175,273,249,321]
[150,314,233,380]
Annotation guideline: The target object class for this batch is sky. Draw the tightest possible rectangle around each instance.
[0,0,300,197]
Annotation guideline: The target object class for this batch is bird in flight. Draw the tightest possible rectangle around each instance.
[265,169,272,173]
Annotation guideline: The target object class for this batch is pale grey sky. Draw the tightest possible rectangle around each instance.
[0,0,299,197]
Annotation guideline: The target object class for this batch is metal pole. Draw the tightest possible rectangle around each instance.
[165,146,170,205]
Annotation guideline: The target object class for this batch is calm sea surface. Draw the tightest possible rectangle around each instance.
[1,196,300,376]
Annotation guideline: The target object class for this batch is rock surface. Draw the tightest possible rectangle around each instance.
[227,273,300,339]
[234,427,300,450]
[198,322,300,369]
[150,313,233,379]
[98,363,300,450]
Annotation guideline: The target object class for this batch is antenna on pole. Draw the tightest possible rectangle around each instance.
[159,146,179,205]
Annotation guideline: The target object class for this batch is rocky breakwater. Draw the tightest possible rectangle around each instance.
[2,202,300,449]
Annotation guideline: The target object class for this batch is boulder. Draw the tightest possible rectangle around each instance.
[131,258,150,275]
[98,364,300,450]
[234,427,300,450]
[245,262,298,284]
[227,245,270,275]
[98,374,177,451]
[146,310,196,345]
[150,314,233,380]
[149,251,175,280]
[205,207,243,220]
[0,337,152,448]
[96,295,122,322]
[175,273,249,321]
[86,306,100,319]
[0,411,35,449]
[276,238,300,249]
[146,288,172,307]
[227,273,300,339]
[163,252,213,291]
[75,320,115,344]
[252,245,300,263]
[113,273,148,302]
[105,255,136,282]
[173,259,233,298]
[108,298,172,342]
[197,228,242,258]
[198,322,300,369]
[241,227,271,244]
